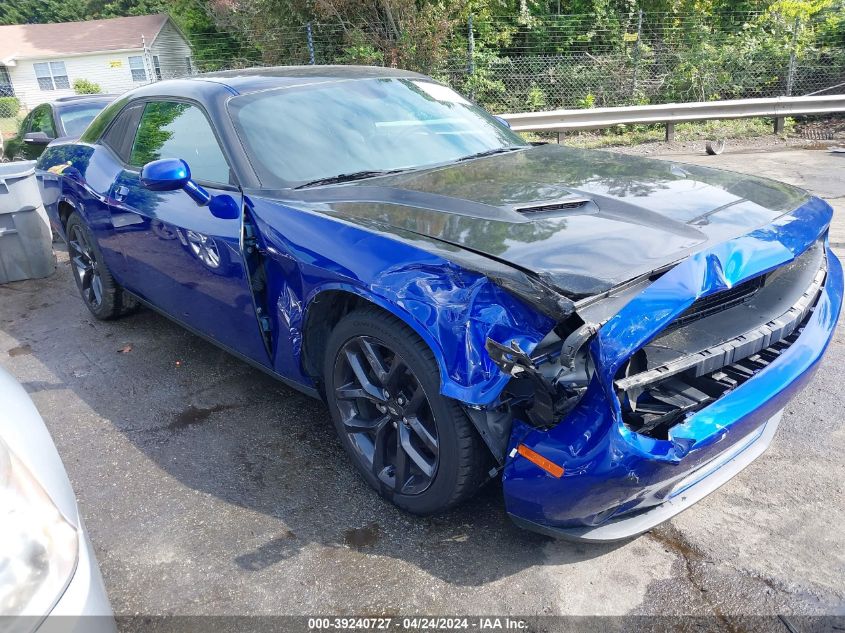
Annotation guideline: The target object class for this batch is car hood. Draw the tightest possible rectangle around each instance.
[280,144,810,298]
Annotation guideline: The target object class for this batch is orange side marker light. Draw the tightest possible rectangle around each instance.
[517,444,564,478]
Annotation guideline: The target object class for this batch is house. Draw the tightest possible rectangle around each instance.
[0,14,193,111]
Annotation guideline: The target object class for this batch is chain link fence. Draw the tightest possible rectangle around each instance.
[439,10,845,112]
[1,9,844,147]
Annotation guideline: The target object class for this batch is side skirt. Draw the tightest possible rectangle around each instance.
[125,291,320,400]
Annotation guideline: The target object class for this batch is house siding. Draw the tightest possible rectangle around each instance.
[7,52,147,109]
[149,21,194,80]
[4,18,193,111]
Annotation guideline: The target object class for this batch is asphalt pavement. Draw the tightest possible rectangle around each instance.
[0,146,842,627]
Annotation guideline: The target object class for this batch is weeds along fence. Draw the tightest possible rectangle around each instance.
[441,9,845,113]
[1,9,844,128]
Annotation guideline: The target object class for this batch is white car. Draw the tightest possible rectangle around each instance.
[0,366,115,633]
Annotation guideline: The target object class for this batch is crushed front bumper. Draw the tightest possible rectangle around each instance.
[509,410,782,541]
[502,199,843,541]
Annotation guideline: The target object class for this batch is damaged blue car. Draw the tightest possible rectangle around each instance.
[36,66,842,541]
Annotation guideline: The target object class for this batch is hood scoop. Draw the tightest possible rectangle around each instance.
[513,196,594,217]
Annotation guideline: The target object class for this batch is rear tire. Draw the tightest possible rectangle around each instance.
[324,307,489,515]
[66,212,138,320]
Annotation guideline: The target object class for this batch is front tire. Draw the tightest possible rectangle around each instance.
[66,212,137,320]
[324,308,489,515]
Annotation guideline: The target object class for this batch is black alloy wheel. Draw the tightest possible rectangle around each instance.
[68,221,104,309]
[324,308,489,515]
[65,212,138,320]
[333,335,440,495]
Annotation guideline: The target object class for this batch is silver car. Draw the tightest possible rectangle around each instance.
[0,366,115,633]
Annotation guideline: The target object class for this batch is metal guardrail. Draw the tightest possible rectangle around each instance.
[499,94,845,140]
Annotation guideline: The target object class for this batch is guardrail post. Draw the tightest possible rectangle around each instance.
[665,122,675,142]
[774,116,785,134]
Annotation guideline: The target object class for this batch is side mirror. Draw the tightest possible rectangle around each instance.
[494,116,512,129]
[24,131,52,145]
[140,158,211,206]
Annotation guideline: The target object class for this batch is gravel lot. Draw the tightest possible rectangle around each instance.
[0,147,843,627]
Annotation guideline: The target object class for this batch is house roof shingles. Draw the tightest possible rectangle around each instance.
[0,14,170,63]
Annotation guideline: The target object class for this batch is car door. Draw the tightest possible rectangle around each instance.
[107,99,270,366]
[21,105,56,160]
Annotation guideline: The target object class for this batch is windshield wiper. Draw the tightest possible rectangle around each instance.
[294,168,408,189]
[456,146,524,162]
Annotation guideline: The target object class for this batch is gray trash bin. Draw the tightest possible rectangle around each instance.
[0,161,55,284]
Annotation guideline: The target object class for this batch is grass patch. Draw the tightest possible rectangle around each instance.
[524,117,795,149]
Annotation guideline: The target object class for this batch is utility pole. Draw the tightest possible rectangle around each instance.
[630,9,643,100]
[786,16,800,96]
[141,34,153,83]
[467,14,475,76]
[306,22,316,65]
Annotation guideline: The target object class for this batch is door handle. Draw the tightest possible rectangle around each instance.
[114,185,129,202]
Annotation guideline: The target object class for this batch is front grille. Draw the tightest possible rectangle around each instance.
[668,274,765,331]
[621,325,804,439]
[616,245,827,440]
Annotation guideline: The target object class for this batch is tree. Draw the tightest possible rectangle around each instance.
[0,0,87,24]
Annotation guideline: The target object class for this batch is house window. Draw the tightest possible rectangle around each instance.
[152,55,162,81]
[128,56,147,82]
[34,61,70,91]
[0,66,13,97]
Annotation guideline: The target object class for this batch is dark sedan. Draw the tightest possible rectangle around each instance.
[3,94,115,161]
[35,67,842,541]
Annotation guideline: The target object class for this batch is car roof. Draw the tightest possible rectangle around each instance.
[192,65,428,94]
[50,94,118,110]
[53,94,119,103]
[108,65,431,105]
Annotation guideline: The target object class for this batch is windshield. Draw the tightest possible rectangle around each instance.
[228,78,527,188]
[59,103,109,137]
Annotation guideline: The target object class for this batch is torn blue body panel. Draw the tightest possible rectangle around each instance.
[248,197,556,404]
[502,197,842,536]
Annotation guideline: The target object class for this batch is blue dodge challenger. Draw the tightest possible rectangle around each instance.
[36,66,842,541]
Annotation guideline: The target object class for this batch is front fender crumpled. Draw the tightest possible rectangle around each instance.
[250,198,556,407]
[367,262,556,405]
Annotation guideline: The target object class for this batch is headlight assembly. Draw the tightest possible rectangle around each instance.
[485,326,596,429]
[0,438,78,617]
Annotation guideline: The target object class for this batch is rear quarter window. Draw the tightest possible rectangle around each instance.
[101,104,144,163]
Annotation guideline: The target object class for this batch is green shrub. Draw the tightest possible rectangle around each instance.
[73,79,102,94]
[0,96,20,118]
[578,93,596,109]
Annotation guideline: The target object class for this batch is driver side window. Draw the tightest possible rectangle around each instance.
[129,101,231,185]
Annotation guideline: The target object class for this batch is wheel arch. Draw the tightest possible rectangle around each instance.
[300,284,450,398]
[53,193,87,242]
[58,197,77,229]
